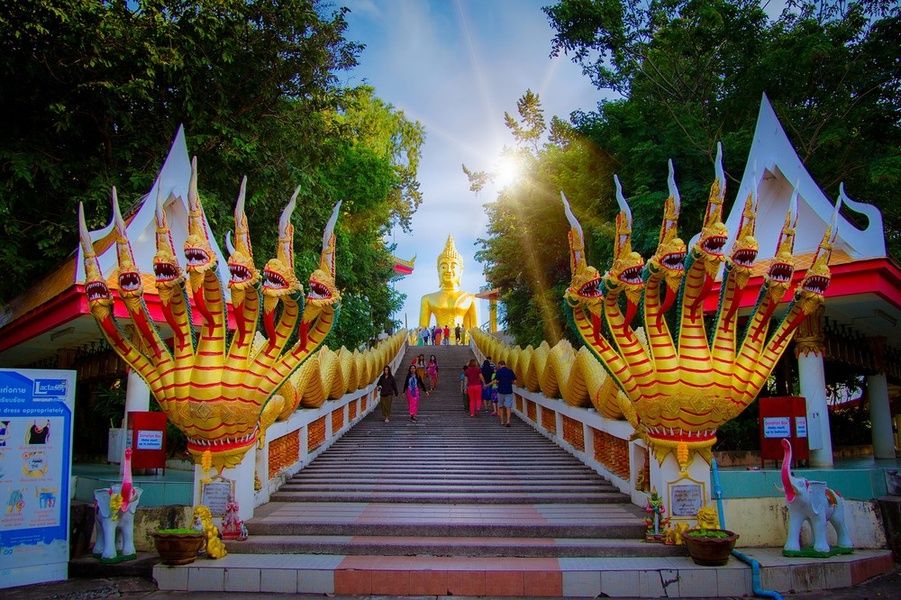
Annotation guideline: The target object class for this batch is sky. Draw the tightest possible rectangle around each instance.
[340,0,604,330]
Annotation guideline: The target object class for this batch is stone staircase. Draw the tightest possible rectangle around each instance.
[233,343,664,560]
[152,343,894,596]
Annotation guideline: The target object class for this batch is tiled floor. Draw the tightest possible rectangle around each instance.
[153,548,894,597]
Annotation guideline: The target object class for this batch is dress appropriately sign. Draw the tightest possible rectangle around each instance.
[0,369,75,589]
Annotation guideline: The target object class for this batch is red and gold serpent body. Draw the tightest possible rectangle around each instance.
[80,160,342,470]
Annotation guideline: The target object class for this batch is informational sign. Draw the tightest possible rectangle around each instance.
[200,477,234,517]
[795,417,808,438]
[0,368,75,589]
[669,482,704,518]
[136,430,163,450]
[762,416,791,438]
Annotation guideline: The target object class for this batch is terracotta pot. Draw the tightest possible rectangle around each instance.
[684,529,739,566]
[153,531,204,566]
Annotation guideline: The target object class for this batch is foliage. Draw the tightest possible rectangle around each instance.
[465,90,616,346]
[0,1,423,349]
[544,0,901,259]
[686,528,731,538]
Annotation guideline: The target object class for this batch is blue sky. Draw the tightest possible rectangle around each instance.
[341,0,605,329]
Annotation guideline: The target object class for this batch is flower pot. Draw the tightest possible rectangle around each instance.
[153,530,205,566]
[684,529,739,566]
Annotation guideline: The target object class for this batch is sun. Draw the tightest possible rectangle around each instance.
[494,155,521,188]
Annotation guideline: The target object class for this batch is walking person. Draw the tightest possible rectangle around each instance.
[415,354,427,395]
[376,365,398,423]
[464,359,485,417]
[495,360,516,427]
[481,356,496,414]
[454,324,462,345]
[427,354,439,392]
[459,365,468,410]
[442,324,450,346]
[403,364,426,421]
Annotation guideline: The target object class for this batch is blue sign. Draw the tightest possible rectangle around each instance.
[0,369,75,589]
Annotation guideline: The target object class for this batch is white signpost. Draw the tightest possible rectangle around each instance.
[0,368,76,589]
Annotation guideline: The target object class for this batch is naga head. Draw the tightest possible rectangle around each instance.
[647,160,687,294]
[727,162,760,287]
[304,200,343,321]
[261,187,303,314]
[693,143,729,278]
[79,203,114,320]
[226,176,261,304]
[152,187,184,300]
[111,188,144,304]
[605,176,644,311]
[766,185,800,298]
[794,191,841,315]
[561,192,603,314]
[183,158,217,281]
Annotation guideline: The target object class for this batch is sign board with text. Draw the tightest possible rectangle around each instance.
[667,476,707,521]
[759,396,809,467]
[0,368,75,589]
[200,477,234,517]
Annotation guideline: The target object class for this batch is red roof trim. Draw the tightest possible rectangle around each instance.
[703,257,901,313]
[0,285,238,354]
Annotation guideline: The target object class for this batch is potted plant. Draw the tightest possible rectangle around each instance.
[152,528,204,565]
[683,528,739,566]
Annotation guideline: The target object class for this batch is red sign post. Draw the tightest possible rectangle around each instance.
[128,411,167,471]
[759,396,809,468]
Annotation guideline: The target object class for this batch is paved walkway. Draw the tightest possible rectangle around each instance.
[6,560,900,599]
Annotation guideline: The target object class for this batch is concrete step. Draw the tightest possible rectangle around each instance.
[269,490,630,504]
[225,534,686,558]
[245,502,646,539]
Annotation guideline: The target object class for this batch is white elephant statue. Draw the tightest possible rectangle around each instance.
[93,448,143,562]
[779,439,852,555]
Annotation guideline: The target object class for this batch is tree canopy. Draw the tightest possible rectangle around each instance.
[0,0,423,349]
[544,0,900,257]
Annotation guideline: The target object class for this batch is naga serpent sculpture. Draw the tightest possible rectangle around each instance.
[78,158,342,470]
[473,145,839,469]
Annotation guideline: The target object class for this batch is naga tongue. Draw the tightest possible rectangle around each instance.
[657,286,675,331]
[622,300,637,338]
[592,313,601,345]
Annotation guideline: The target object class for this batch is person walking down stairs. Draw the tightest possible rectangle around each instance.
[464,359,485,417]
[403,364,427,421]
[376,366,398,423]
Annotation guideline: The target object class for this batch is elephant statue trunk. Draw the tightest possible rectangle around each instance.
[93,448,143,563]
[779,439,853,556]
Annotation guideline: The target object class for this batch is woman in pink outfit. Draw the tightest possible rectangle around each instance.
[427,354,439,391]
[403,364,427,421]
[464,359,485,417]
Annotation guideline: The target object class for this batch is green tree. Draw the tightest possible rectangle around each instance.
[0,1,423,349]
[544,0,900,258]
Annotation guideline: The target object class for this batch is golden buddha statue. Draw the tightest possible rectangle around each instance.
[419,235,478,335]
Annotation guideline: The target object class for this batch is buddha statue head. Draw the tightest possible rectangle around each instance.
[437,235,464,290]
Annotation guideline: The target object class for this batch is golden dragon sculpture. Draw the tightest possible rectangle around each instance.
[473,146,840,469]
[78,159,347,470]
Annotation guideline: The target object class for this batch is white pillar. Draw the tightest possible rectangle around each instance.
[868,372,895,459]
[124,368,151,415]
[798,352,833,466]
